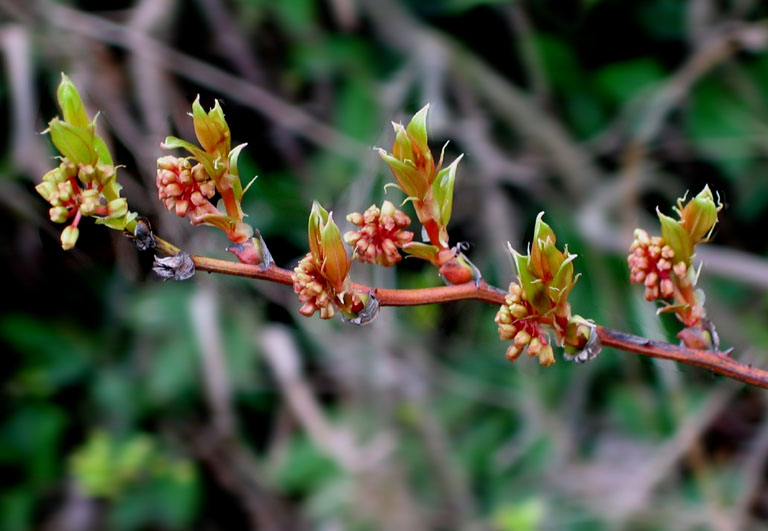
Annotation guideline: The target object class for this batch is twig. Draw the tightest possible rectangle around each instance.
[360,0,601,198]
[152,236,768,390]
[617,20,768,227]
[37,1,368,160]
[190,282,236,436]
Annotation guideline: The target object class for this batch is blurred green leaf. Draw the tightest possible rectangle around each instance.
[492,498,545,531]
[0,404,66,485]
[594,58,664,105]
[0,489,34,531]
[686,80,757,179]
[1,314,91,394]
[271,436,340,494]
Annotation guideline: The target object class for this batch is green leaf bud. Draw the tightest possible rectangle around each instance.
[57,74,90,129]
[657,209,694,266]
[48,118,96,165]
[679,185,720,243]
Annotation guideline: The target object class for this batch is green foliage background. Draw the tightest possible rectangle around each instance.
[2,0,768,529]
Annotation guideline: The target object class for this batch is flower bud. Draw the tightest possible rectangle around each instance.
[57,181,74,203]
[49,206,69,223]
[538,345,556,367]
[527,337,543,356]
[510,303,527,319]
[95,164,116,185]
[505,344,522,362]
[36,181,58,203]
[346,212,364,225]
[107,198,128,219]
[78,164,96,184]
[60,225,79,250]
[79,189,99,216]
[514,329,532,347]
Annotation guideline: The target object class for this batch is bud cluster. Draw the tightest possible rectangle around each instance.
[37,75,135,250]
[495,283,556,366]
[156,156,217,224]
[344,201,413,266]
[627,186,720,332]
[628,229,683,301]
[377,105,475,284]
[293,202,364,320]
[497,213,596,366]
[158,97,267,264]
[293,253,337,319]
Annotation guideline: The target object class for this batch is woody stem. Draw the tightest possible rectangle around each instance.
[152,236,768,390]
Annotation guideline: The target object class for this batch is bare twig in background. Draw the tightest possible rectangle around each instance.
[190,282,236,436]
[38,1,368,159]
[259,325,390,471]
[187,283,303,531]
[194,0,267,85]
[186,423,302,531]
[261,325,432,530]
[0,25,50,179]
[502,2,550,106]
[360,0,601,199]
[733,393,768,529]
[617,20,768,228]
[126,0,176,177]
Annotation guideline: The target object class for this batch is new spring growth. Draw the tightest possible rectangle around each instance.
[158,97,267,265]
[377,105,474,284]
[628,186,722,334]
[36,74,136,250]
[495,213,595,366]
[293,202,364,319]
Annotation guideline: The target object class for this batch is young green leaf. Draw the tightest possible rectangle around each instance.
[432,154,462,227]
[48,119,96,165]
[57,74,90,129]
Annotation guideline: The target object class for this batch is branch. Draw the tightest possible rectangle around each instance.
[153,237,768,390]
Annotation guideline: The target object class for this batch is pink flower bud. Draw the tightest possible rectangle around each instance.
[505,344,522,362]
[538,345,556,366]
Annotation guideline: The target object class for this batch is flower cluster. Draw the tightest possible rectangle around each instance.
[495,283,556,366]
[628,230,683,301]
[344,201,413,266]
[156,156,217,223]
[36,75,135,250]
[293,253,338,319]
[377,105,473,284]
[627,186,721,331]
[495,213,595,366]
[292,202,363,319]
[158,97,266,263]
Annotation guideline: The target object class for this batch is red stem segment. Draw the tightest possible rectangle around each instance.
[186,250,768,389]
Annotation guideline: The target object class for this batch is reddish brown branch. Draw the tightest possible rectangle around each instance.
[180,247,768,390]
